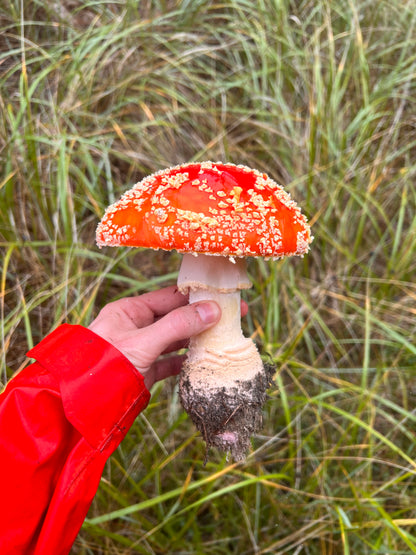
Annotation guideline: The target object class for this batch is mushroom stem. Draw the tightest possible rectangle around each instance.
[178,254,271,461]
[188,288,245,353]
[185,288,263,381]
[177,253,260,377]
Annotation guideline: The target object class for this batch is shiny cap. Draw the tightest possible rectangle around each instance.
[96,161,313,259]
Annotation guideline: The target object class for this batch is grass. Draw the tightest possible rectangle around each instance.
[1,0,416,552]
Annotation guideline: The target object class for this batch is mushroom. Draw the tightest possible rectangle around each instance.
[96,161,313,461]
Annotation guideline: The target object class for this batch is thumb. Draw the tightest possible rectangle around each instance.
[127,301,221,366]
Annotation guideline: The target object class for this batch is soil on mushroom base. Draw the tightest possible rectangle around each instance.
[179,362,276,461]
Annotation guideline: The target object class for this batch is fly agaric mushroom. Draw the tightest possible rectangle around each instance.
[96,161,312,461]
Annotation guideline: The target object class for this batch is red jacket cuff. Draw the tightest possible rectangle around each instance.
[27,324,151,450]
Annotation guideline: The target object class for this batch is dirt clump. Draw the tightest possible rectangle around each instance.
[179,362,275,461]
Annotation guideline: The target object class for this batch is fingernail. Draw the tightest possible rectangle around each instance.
[195,301,220,324]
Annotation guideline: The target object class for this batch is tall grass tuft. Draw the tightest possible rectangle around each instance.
[1,0,416,553]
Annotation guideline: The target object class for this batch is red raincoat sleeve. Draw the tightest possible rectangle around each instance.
[0,324,151,555]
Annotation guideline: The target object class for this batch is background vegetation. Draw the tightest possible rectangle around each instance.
[1,0,416,553]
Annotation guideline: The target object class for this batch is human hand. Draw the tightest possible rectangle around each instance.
[89,285,223,390]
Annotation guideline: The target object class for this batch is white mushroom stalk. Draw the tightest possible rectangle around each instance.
[178,253,261,380]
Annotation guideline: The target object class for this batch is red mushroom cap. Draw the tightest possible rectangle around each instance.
[96,161,313,259]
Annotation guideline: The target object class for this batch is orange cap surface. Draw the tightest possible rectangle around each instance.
[96,161,312,258]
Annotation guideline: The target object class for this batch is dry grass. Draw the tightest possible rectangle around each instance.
[1,0,416,553]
